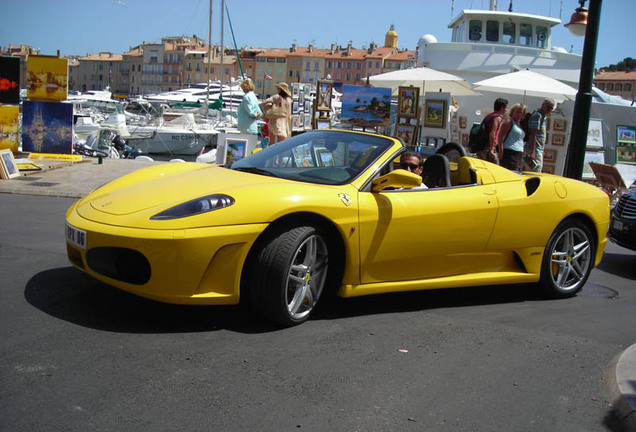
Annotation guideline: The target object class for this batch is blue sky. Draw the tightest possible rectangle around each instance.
[1,0,632,68]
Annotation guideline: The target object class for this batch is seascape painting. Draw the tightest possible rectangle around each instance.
[0,106,20,152]
[22,100,73,154]
[341,84,391,127]
[0,56,21,105]
[27,56,68,102]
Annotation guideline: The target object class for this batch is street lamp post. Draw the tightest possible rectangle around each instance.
[563,0,603,180]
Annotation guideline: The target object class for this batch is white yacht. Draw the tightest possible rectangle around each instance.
[144,81,245,110]
[416,3,582,85]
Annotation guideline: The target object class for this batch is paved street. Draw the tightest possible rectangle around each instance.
[1,193,635,431]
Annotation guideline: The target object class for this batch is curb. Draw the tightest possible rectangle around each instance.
[606,344,636,431]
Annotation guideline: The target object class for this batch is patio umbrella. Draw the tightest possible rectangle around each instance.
[368,67,479,96]
[472,70,578,102]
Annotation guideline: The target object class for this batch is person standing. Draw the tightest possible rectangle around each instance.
[260,82,292,144]
[497,103,526,171]
[237,79,262,135]
[523,98,555,172]
[476,97,507,164]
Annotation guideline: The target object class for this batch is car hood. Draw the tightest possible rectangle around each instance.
[74,163,357,229]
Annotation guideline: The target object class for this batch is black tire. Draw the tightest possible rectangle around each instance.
[250,225,330,326]
[539,219,595,298]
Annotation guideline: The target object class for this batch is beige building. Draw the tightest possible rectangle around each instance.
[75,52,123,93]
[593,71,636,102]
[255,48,290,97]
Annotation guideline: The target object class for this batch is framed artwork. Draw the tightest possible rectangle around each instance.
[22,100,73,154]
[551,133,565,146]
[617,125,636,144]
[582,150,605,179]
[27,55,68,101]
[316,80,333,112]
[341,84,391,127]
[0,56,21,105]
[0,106,20,152]
[303,113,311,129]
[292,115,301,129]
[291,143,315,167]
[459,115,467,129]
[315,148,335,167]
[397,86,419,118]
[304,100,311,113]
[544,149,557,163]
[303,84,310,95]
[315,119,331,130]
[616,145,636,164]
[298,90,305,107]
[292,100,299,114]
[542,164,555,174]
[586,118,604,149]
[461,132,469,147]
[291,83,300,99]
[216,133,258,165]
[395,124,416,145]
[0,149,20,179]
[423,99,447,128]
[553,118,567,132]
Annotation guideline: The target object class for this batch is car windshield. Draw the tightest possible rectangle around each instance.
[230,130,394,185]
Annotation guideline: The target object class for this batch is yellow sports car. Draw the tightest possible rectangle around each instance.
[65,130,609,326]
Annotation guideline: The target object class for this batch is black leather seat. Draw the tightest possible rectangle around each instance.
[421,154,451,188]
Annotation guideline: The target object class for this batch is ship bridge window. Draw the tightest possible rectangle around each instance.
[486,21,499,42]
[536,26,548,48]
[503,22,516,44]
[469,20,482,41]
[520,24,533,46]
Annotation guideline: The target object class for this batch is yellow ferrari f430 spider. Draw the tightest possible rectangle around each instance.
[66,130,609,326]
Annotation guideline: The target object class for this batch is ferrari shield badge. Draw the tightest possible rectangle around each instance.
[338,193,351,207]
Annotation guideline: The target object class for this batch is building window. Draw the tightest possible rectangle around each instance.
[606,83,614,90]
[469,20,482,41]
[624,83,632,91]
[615,83,622,91]
[376,61,380,68]
[597,83,605,90]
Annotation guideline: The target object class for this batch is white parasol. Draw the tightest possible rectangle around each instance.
[472,70,578,102]
[368,67,479,96]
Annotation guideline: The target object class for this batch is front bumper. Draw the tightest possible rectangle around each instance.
[66,206,267,305]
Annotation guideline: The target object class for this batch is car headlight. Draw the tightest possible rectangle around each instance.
[150,194,235,220]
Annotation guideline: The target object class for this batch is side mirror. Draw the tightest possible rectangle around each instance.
[372,169,422,192]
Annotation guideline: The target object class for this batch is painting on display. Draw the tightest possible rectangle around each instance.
[423,100,447,128]
[582,150,605,180]
[586,118,603,149]
[316,80,333,112]
[616,145,636,165]
[617,125,636,144]
[0,56,20,105]
[397,86,419,118]
[27,55,68,101]
[22,100,73,154]
[341,84,391,127]
[0,106,20,152]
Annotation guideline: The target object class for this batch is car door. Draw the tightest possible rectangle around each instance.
[357,184,499,284]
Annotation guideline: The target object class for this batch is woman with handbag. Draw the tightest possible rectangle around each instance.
[260,82,292,144]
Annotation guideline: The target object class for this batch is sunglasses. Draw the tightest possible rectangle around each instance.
[401,163,420,170]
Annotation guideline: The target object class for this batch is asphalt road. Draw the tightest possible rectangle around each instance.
[1,193,635,432]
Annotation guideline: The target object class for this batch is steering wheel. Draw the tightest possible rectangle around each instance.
[435,142,466,164]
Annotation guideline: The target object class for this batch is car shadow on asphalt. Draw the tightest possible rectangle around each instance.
[597,252,636,281]
[24,266,553,334]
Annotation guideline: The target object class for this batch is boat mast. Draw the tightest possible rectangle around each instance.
[205,0,213,117]
[220,0,225,88]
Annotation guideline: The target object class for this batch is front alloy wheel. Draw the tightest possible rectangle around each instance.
[251,225,329,326]
[540,220,594,298]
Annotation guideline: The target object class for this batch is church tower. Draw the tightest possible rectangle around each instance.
[384,24,398,48]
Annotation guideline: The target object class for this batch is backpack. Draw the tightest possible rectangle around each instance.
[519,112,533,142]
[468,113,499,153]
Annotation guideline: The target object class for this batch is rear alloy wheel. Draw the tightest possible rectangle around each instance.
[251,225,329,326]
[539,220,594,298]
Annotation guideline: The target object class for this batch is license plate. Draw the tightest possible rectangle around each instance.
[612,220,623,231]
[66,223,86,250]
